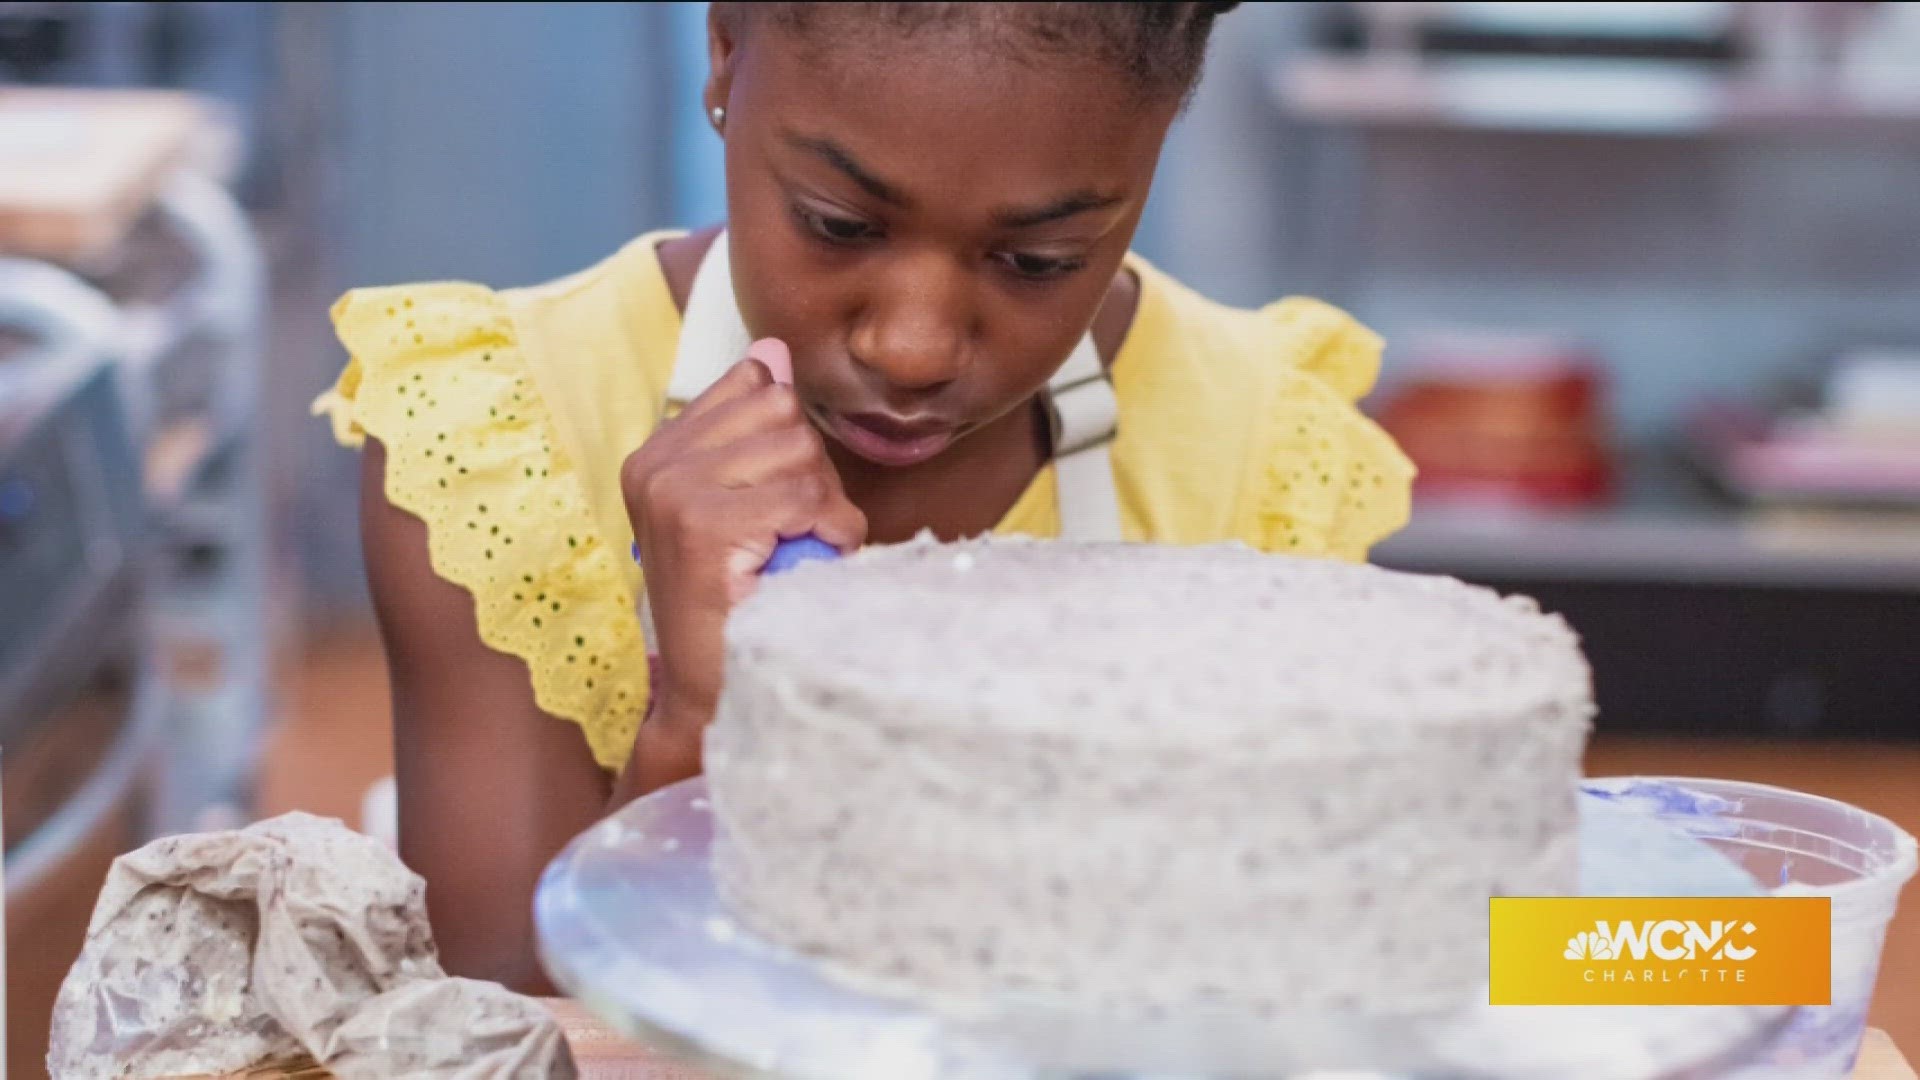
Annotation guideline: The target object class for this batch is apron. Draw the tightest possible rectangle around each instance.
[640,231,1122,645]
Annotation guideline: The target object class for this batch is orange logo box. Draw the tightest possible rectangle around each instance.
[1490,897,1831,1006]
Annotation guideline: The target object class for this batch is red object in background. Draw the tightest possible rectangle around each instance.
[1371,333,1617,509]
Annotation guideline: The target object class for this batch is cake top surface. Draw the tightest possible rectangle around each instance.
[724,535,1592,744]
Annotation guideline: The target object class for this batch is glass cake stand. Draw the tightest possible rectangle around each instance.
[534,779,1799,1080]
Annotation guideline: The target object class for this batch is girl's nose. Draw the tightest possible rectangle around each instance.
[847,252,970,394]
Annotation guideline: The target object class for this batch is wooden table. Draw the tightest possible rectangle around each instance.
[1861,1030,1920,1080]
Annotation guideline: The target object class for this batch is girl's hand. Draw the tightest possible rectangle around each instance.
[621,339,866,744]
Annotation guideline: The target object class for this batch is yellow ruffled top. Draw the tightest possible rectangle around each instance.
[316,230,1415,771]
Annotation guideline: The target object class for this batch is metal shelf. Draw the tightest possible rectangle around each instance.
[1377,503,1920,593]
[1274,55,1920,141]
[1,136,269,838]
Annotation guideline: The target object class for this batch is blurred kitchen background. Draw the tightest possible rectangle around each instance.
[2,2,1919,1075]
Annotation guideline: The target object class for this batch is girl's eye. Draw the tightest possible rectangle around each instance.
[995,251,1085,281]
[795,204,876,245]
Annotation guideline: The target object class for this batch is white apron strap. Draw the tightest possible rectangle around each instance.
[1044,333,1123,545]
[663,232,754,421]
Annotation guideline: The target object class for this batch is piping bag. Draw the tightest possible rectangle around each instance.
[631,340,842,577]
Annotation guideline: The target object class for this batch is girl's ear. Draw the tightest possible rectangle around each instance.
[705,4,741,134]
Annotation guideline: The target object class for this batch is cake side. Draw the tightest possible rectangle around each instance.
[705,537,1593,1015]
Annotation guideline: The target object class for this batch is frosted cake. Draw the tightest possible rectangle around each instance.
[703,536,1594,1015]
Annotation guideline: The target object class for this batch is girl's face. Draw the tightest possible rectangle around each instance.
[708,17,1180,470]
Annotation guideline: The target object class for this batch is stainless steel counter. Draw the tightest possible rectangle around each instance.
[1379,504,1920,594]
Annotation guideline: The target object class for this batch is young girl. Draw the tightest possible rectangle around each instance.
[317,1,1413,995]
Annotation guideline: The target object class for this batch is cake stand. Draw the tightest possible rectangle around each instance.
[534,779,1799,1080]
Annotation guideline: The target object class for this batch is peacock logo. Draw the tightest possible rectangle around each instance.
[1563,930,1616,961]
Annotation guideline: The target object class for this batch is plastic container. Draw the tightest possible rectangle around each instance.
[1583,776,1918,1077]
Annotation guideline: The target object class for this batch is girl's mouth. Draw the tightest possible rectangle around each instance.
[819,409,958,467]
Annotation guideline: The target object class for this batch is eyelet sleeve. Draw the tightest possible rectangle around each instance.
[1247,298,1416,562]
[315,283,648,771]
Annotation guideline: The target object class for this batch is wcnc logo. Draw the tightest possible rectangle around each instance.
[1564,919,1758,963]
[1490,898,1829,1006]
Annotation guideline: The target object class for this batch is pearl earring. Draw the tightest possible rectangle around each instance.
[710,105,726,129]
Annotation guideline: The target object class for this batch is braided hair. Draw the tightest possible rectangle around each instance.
[719,3,1242,106]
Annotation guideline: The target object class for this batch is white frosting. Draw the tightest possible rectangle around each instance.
[705,536,1594,1015]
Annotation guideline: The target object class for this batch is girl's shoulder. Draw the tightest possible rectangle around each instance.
[1121,255,1388,400]
[1115,256,1415,561]
[319,228,684,450]
[314,231,688,773]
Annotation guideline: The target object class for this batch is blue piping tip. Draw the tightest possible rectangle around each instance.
[762,534,842,575]
[632,534,841,575]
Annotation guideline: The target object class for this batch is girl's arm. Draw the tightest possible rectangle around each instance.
[359,439,612,995]
[356,339,857,990]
